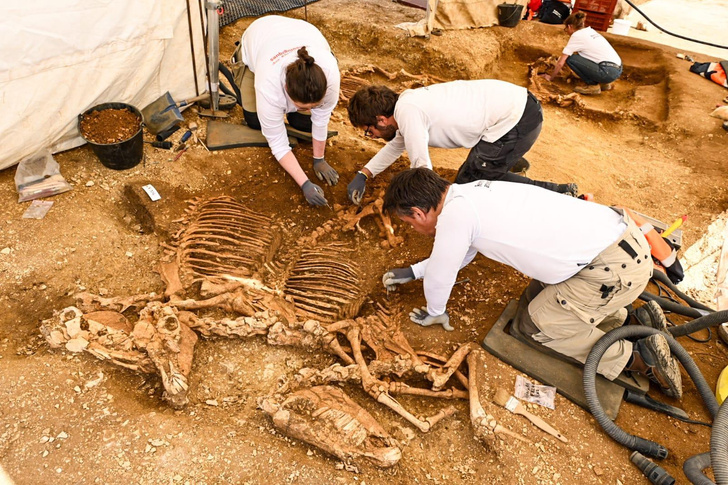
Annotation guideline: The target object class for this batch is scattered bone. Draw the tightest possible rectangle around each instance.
[41,196,521,466]
[340,65,447,102]
[336,197,403,248]
[169,196,277,286]
[260,385,402,468]
[74,292,161,314]
[65,337,89,353]
[41,304,196,408]
[284,244,366,322]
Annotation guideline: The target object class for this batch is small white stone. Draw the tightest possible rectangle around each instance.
[42,450,49,457]
[205,399,219,406]
[85,181,94,187]
[84,372,105,389]
[57,431,68,439]
[0,248,10,255]
[125,252,133,258]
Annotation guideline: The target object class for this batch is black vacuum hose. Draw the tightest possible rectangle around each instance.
[683,452,715,485]
[622,0,728,51]
[668,311,728,338]
[650,271,715,313]
[583,326,719,459]
[640,292,706,319]
[712,400,728,484]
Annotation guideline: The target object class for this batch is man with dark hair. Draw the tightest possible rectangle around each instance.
[345,81,577,205]
[382,168,683,399]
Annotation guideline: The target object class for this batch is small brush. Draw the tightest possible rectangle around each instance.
[494,388,568,443]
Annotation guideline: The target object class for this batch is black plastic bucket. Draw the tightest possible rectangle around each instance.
[498,3,524,27]
[78,102,144,170]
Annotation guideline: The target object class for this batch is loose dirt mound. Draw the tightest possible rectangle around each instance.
[1,1,727,484]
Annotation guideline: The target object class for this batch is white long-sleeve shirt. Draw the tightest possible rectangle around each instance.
[241,16,340,161]
[410,181,626,316]
[563,27,622,66]
[364,80,528,177]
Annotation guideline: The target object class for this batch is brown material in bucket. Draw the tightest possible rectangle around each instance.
[79,103,144,170]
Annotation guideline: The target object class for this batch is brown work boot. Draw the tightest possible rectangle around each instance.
[574,84,601,95]
[626,334,682,399]
[634,301,669,334]
[600,82,615,91]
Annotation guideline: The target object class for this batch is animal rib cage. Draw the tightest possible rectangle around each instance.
[284,243,365,322]
[175,196,275,280]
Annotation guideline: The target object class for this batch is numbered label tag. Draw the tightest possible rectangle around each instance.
[142,184,161,202]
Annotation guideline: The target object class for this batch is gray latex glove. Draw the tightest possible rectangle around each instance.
[382,267,415,292]
[409,307,453,331]
[347,171,367,205]
[313,157,339,186]
[301,180,328,207]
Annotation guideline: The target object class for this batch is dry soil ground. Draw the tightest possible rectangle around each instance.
[1,1,727,484]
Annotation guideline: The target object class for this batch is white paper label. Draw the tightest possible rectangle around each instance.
[142,184,161,201]
[514,375,557,410]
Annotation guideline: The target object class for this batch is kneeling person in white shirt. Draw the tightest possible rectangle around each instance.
[240,16,340,207]
[345,81,578,205]
[381,168,682,399]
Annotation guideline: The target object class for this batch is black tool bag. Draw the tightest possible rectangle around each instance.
[539,0,571,24]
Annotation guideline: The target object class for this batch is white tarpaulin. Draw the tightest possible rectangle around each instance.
[0,0,207,170]
[396,0,527,37]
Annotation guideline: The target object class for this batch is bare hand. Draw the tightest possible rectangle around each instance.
[540,73,552,82]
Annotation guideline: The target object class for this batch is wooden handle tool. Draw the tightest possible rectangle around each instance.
[494,388,568,443]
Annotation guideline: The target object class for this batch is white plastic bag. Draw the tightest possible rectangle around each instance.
[14,150,72,203]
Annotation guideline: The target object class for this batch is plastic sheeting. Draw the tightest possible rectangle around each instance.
[0,0,207,171]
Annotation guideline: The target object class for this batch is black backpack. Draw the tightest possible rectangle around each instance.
[539,0,571,24]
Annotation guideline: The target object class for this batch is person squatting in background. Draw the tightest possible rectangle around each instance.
[240,15,340,206]
[345,80,578,205]
[541,11,623,95]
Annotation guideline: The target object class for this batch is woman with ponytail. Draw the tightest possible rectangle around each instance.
[541,11,622,95]
[240,16,340,206]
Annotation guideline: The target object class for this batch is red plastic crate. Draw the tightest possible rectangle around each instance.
[574,0,617,14]
[581,9,612,32]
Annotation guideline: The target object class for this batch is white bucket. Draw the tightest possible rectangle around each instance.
[612,19,631,36]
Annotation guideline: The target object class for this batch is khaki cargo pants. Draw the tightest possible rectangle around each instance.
[238,65,312,132]
[528,211,653,380]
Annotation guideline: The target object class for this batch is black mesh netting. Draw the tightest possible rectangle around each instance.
[220,0,321,26]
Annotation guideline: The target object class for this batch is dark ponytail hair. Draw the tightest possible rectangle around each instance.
[285,47,327,104]
[564,11,587,30]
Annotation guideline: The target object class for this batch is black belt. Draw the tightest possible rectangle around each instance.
[600,61,621,69]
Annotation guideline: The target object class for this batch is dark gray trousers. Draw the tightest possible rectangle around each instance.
[455,92,561,192]
[566,54,622,85]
